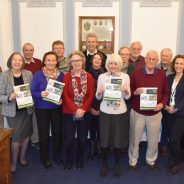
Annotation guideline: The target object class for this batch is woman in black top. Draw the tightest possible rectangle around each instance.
[88,52,106,159]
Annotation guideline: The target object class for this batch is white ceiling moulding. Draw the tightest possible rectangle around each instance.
[26,0,56,7]
[140,0,172,7]
[82,0,113,7]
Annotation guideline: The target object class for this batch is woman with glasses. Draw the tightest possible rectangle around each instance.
[62,51,94,171]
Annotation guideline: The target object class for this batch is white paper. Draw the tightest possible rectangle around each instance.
[14,83,34,109]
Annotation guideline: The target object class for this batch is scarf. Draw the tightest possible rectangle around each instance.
[71,69,87,107]
[42,66,60,81]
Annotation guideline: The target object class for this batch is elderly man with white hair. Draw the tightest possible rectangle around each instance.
[128,50,169,172]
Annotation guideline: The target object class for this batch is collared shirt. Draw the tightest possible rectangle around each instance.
[87,49,97,56]
[143,67,157,76]
[24,57,35,64]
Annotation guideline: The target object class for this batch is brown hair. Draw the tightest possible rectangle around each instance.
[52,40,65,50]
[42,51,59,67]
[171,54,184,73]
[7,52,25,69]
[91,52,105,66]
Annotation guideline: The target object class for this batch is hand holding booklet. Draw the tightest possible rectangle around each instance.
[140,87,157,110]
[14,83,34,109]
[43,79,65,105]
[103,78,122,101]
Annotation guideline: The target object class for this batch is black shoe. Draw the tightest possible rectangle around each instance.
[43,161,52,169]
[167,164,182,176]
[54,157,64,165]
[100,162,108,177]
[64,163,72,172]
[147,163,159,172]
[76,162,83,170]
[128,164,137,172]
[114,163,121,177]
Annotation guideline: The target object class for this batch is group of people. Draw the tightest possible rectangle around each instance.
[0,33,184,178]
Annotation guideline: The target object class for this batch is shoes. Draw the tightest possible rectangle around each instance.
[76,162,83,170]
[114,163,121,177]
[19,160,29,167]
[160,146,169,157]
[128,164,137,172]
[30,141,40,150]
[54,157,64,165]
[167,164,182,175]
[147,163,159,172]
[100,162,108,177]
[43,161,52,169]
[64,163,72,172]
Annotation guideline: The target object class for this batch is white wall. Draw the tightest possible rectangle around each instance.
[0,1,182,68]
[19,1,64,60]
[0,0,13,70]
[131,1,179,57]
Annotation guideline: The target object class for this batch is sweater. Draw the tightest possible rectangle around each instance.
[131,67,169,116]
[129,55,145,70]
[96,72,131,114]
[62,71,95,114]
[24,58,42,75]
[31,69,64,109]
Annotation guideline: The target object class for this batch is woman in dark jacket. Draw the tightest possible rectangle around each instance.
[87,52,106,159]
[164,55,184,175]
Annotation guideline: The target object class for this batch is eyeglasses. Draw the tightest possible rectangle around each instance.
[71,59,82,63]
[146,57,158,62]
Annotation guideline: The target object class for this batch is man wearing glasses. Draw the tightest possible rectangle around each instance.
[128,50,169,172]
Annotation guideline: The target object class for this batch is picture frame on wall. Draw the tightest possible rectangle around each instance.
[79,16,115,54]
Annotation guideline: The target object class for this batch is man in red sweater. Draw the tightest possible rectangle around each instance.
[23,43,42,149]
[23,43,42,75]
[128,50,169,172]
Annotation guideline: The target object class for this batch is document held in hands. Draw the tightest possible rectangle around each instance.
[43,79,65,105]
[140,87,157,110]
[103,78,122,101]
[14,83,34,109]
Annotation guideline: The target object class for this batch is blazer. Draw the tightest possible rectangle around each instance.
[0,69,34,117]
[167,73,184,115]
